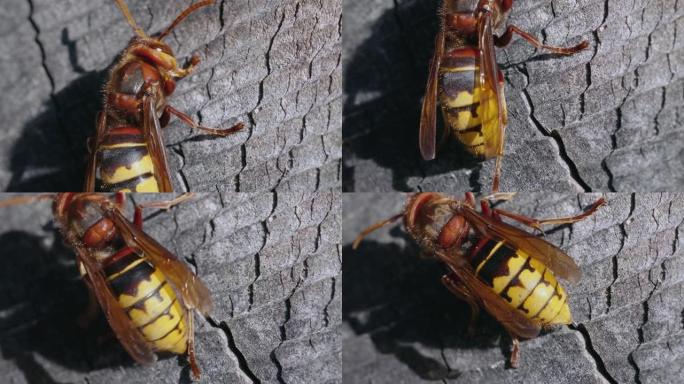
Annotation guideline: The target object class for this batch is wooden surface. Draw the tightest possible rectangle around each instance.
[343,193,684,383]
[343,0,684,192]
[0,0,341,192]
[0,191,342,383]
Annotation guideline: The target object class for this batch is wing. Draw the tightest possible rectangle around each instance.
[84,112,107,191]
[459,206,581,283]
[75,243,157,363]
[436,250,541,339]
[142,93,174,192]
[477,10,506,159]
[106,205,213,315]
[419,29,445,160]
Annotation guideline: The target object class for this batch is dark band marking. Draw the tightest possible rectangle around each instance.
[516,266,547,314]
[442,51,478,68]
[103,251,140,277]
[500,254,534,304]
[547,288,567,321]
[531,279,559,319]
[445,103,480,119]
[98,146,149,176]
[458,124,483,134]
[109,259,155,298]
[97,172,155,192]
[439,66,476,99]
[476,243,516,288]
[124,280,168,314]
[468,143,485,148]
[136,297,179,330]
[469,239,499,270]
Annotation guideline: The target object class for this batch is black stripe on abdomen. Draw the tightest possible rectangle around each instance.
[476,242,516,287]
[469,239,499,269]
[96,172,155,192]
[439,66,477,100]
[97,146,149,176]
[108,257,155,298]
[103,251,139,277]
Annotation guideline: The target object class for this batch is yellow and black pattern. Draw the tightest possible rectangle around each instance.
[470,239,572,325]
[95,128,160,192]
[104,251,188,354]
[438,50,505,159]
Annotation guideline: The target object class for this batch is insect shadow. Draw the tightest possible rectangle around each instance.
[343,0,485,192]
[343,229,510,381]
[7,66,107,192]
[0,228,138,382]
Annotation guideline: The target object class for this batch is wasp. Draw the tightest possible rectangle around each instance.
[86,0,244,192]
[0,193,212,378]
[419,0,589,191]
[353,192,605,367]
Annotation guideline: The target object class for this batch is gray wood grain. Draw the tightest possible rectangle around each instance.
[0,0,341,192]
[343,0,684,192]
[0,191,342,383]
[343,192,684,383]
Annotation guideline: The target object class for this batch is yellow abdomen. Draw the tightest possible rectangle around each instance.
[95,128,161,192]
[105,252,188,354]
[438,59,506,159]
[471,240,572,325]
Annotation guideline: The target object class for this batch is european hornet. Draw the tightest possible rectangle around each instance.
[86,0,244,192]
[419,0,589,191]
[0,193,212,378]
[353,192,605,366]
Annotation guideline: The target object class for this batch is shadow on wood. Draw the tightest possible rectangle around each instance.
[7,68,105,192]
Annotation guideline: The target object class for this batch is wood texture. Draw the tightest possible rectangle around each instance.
[343,0,684,192]
[344,192,684,383]
[0,191,341,383]
[0,0,341,192]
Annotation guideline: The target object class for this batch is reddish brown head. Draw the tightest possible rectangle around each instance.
[404,193,472,252]
[54,194,120,252]
[108,1,215,116]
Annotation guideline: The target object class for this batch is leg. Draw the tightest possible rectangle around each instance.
[187,310,201,379]
[509,335,520,368]
[165,105,244,137]
[495,25,589,55]
[492,155,502,193]
[133,193,195,228]
[464,191,476,208]
[441,273,480,336]
[115,192,126,210]
[480,198,493,218]
[480,192,516,203]
[493,198,606,232]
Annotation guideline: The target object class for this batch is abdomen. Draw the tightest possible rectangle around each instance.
[95,127,160,192]
[469,239,572,325]
[104,251,188,354]
[438,47,505,159]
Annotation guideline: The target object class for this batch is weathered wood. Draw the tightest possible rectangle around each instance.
[0,0,341,192]
[0,191,342,383]
[343,0,684,192]
[343,192,684,383]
